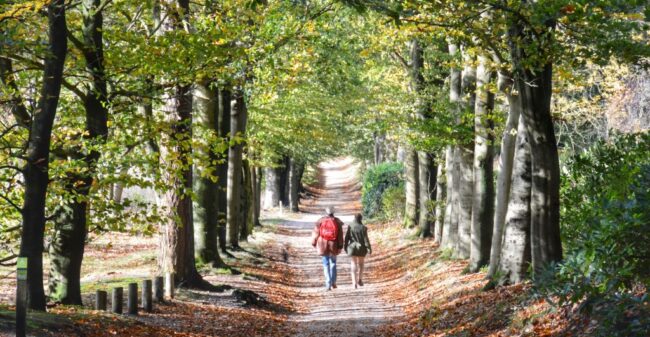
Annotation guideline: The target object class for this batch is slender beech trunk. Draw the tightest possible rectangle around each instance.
[49,0,108,304]
[216,89,231,253]
[192,82,224,267]
[469,53,495,272]
[18,0,67,310]
[158,0,202,287]
[240,159,251,241]
[488,73,520,277]
[373,131,385,165]
[263,167,280,209]
[279,156,290,207]
[509,17,562,276]
[404,149,419,228]
[418,152,436,237]
[498,116,532,284]
[433,163,445,244]
[288,158,302,212]
[254,167,262,225]
[456,55,476,259]
[409,39,436,237]
[441,43,462,251]
[227,91,246,248]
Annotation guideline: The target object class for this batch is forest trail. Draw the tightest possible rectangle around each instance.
[276,158,404,336]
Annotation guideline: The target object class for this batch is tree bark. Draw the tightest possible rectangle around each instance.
[240,159,251,241]
[227,91,246,248]
[433,163,445,244]
[373,131,385,165]
[19,0,67,311]
[418,152,436,237]
[288,158,303,212]
[192,82,225,267]
[488,73,520,277]
[254,167,262,225]
[456,55,476,259]
[498,116,532,284]
[216,88,231,253]
[441,43,462,251]
[404,149,419,228]
[158,83,203,287]
[263,167,280,209]
[469,53,495,272]
[49,0,108,304]
[509,17,563,275]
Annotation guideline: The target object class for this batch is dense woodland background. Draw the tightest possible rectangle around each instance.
[0,0,649,336]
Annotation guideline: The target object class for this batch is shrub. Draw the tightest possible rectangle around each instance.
[361,162,403,219]
[381,185,405,221]
[538,132,650,336]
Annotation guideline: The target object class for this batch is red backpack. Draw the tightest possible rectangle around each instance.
[319,217,338,241]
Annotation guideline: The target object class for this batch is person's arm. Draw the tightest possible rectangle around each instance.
[311,220,321,247]
[344,226,351,252]
[364,226,372,254]
[336,219,344,249]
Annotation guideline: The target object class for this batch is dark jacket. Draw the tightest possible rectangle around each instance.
[311,215,344,256]
[344,220,371,257]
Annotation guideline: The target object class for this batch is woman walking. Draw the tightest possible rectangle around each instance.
[344,213,372,289]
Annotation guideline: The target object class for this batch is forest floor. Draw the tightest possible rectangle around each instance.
[0,158,595,337]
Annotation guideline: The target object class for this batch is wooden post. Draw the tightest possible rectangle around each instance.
[16,257,27,337]
[112,287,123,314]
[153,276,164,302]
[127,283,138,315]
[164,272,174,299]
[95,290,107,311]
[142,280,152,312]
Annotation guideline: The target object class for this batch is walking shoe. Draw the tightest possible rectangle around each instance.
[331,284,337,289]
[358,280,364,286]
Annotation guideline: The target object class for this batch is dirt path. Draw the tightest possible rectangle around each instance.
[274,158,404,336]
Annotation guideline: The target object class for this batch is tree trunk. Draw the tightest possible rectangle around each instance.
[469,53,495,272]
[192,82,224,267]
[279,156,290,207]
[404,149,419,228]
[216,88,231,253]
[509,19,562,275]
[456,146,473,259]
[373,131,385,165]
[441,43,462,251]
[263,167,280,209]
[418,152,436,237]
[488,73,520,277]
[240,159,251,241]
[157,0,202,287]
[158,83,203,287]
[288,158,302,212]
[456,56,476,259]
[19,0,67,311]
[433,163,445,244]
[254,167,262,225]
[49,0,108,304]
[227,91,246,248]
[498,116,532,284]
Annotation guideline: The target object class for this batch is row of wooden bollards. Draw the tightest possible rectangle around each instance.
[94,273,175,315]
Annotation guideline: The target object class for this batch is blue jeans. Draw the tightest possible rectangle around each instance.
[321,255,337,288]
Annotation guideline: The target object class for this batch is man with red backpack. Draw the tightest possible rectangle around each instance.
[311,207,344,291]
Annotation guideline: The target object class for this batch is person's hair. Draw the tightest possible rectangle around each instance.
[354,213,363,223]
[325,207,334,216]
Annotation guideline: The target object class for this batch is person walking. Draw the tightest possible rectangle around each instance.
[344,213,372,289]
[311,207,344,291]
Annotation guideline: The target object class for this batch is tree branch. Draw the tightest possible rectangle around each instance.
[0,193,22,214]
